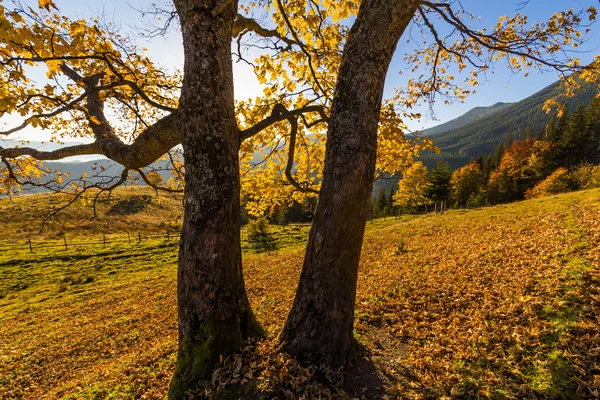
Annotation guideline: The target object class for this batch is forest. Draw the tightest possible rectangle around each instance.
[363,99,600,217]
[419,80,599,169]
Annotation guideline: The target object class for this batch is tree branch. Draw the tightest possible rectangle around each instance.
[233,14,296,47]
[0,112,179,169]
[239,104,328,141]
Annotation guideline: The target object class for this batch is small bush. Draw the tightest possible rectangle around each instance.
[525,168,573,199]
[571,164,600,190]
[246,218,277,252]
[107,195,152,216]
[395,239,407,255]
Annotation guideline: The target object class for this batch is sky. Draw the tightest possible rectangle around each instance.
[2,0,599,158]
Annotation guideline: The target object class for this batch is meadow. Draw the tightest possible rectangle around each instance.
[1,189,599,399]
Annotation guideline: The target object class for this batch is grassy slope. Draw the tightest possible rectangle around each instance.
[1,190,599,399]
[0,187,185,241]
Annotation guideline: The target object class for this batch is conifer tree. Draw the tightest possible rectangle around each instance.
[425,162,453,213]
[585,98,600,163]
[375,188,387,216]
[388,185,395,211]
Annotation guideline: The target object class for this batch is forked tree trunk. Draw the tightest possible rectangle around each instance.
[281,0,419,367]
[169,1,263,398]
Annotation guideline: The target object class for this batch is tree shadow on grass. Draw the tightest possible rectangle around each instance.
[345,330,424,399]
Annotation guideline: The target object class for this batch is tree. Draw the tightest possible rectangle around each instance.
[388,185,396,214]
[283,2,600,369]
[584,98,600,163]
[425,161,452,213]
[561,104,588,167]
[374,188,387,216]
[392,162,429,212]
[487,138,552,203]
[451,161,485,208]
[1,0,599,393]
[280,0,422,367]
[0,0,428,394]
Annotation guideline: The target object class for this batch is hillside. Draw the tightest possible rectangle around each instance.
[0,187,184,240]
[421,80,598,169]
[419,102,512,137]
[1,188,599,398]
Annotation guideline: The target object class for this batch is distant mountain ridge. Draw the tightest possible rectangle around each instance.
[420,79,598,169]
[420,102,512,137]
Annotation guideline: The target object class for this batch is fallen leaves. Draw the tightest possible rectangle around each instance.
[1,189,599,398]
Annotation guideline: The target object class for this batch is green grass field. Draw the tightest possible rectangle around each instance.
[1,189,599,399]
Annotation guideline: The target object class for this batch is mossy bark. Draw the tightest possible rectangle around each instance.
[168,1,263,398]
[280,0,419,367]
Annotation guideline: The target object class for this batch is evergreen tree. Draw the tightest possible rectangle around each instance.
[585,98,600,163]
[375,189,387,216]
[387,185,396,213]
[425,162,453,212]
[493,143,505,169]
[560,104,587,167]
[482,154,495,179]
[476,155,485,168]
[544,115,557,142]
[545,110,572,168]
[526,127,535,140]
[505,132,514,148]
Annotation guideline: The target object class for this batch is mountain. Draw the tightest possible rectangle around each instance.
[421,79,598,169]
[419,102,512,136]
[2,158,174,195]
[0,140,182,195]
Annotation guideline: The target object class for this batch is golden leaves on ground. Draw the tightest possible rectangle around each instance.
[1,190,600,398]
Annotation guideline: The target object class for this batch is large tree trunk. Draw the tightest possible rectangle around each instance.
[281,0,419,367]
[169,1,263,398]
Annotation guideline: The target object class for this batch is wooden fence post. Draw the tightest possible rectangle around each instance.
[28,236,33,253]
[138,232,141,243]
[63,235,68,250]
[127,232,131,244]
[103,234,106,248]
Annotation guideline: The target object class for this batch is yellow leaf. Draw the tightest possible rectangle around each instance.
[38,0,57,11]
[89,116,102,125]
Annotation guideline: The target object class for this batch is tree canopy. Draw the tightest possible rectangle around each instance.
[1,0,598,214]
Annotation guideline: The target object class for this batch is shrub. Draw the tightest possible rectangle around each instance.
[107,195,152,215]
[571,164,600,190]
[525,168,572,199]
[395,239,408,255]
[246,218,276,252]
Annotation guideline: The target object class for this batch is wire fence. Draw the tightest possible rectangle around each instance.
[0,231,182,253]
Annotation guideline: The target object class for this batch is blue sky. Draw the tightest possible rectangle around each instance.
[4,0,599,147]
[385,0,600,129]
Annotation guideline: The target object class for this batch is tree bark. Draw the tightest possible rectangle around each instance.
[281,0,419,367]
[169,1,263,398]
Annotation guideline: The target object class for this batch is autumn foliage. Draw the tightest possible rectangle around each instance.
[2,189,600,398]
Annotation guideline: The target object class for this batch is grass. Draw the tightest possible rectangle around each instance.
[0,187,184,241]
[1,189,600,398]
